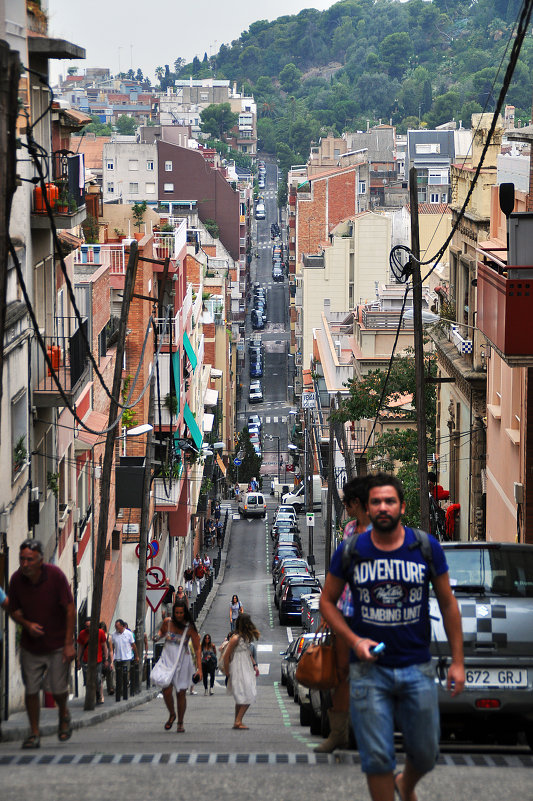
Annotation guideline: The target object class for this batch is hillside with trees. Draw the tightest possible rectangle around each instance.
[161,0,531,170]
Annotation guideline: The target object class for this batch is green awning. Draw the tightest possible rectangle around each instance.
[171,351,181,415]
[183,402,203,450]
[183,330,197,372]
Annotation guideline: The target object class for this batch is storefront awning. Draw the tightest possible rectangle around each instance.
[183,330,197,372]
[183,402,203,450]
[204,388,219,407]
[203,413,214,433]
[171,351,181,415]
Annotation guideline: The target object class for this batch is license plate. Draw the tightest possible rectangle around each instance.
[464,668,528,689]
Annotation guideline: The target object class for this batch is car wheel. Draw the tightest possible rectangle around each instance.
[300,703,312,727]
[310,711,322,736]
[524,725,533,752]
[287,679,294,697]
[294,504,302,514]
[280,671,287,687]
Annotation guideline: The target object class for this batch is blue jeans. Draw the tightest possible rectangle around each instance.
[349,661,440,775]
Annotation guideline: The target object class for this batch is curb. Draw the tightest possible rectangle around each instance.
[195,511,233,631]
[1,688,160,743]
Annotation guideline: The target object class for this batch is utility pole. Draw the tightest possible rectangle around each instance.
[0,43,21,409]
[409,167,430,532]
[305,407,314,559]
[325,401,335,573]
[85,242,138,710]
[135,256,170,668]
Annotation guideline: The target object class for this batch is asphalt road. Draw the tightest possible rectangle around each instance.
[2,162,532,799]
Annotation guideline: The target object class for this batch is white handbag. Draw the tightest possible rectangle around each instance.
[151,624,189,688]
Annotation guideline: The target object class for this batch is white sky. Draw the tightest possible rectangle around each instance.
[47,0,334,82]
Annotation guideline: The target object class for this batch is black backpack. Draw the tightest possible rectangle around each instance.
[341,528,437,587]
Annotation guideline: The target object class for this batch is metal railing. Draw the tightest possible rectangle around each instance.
[36,317,89,393]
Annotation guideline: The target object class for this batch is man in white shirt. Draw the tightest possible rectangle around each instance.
[111,619,138,698]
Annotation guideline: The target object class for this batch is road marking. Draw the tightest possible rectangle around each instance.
[286,626,294,642]
[257,644,273,651]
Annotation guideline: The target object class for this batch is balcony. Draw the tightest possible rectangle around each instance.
[153,471,183,510]
[31,152,86,230]
[33,317,90,407]
[73,243,126,275]
[478,258,533,366]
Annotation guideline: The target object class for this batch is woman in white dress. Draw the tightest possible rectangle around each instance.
[155,600,202,732]
[223,613,260,729]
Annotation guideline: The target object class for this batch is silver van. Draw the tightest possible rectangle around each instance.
[430,542,533,749]
[238,492,267,519]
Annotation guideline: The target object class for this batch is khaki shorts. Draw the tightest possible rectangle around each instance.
[20,647,70,696]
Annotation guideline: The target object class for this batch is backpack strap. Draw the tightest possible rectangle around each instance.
[341,532,367,580]
[408,528,437,584]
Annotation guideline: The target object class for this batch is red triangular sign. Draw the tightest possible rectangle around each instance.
[146,588,167,612]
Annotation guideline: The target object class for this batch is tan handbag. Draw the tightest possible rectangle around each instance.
[295,625,338,690]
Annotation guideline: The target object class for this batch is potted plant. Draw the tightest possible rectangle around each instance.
[13,435,27,473]
[163,393,178,416]
[114,227,125,241]
[68,193,77,214]
[47,471,59,496]
[55,185,69,214]
[132,200,147,238]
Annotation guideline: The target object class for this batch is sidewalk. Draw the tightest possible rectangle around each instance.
[1,509,234,744]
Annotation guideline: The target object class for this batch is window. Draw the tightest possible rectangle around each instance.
[441,193,448,203]
[129,160,139,171]
[415,142,440,154]
[358,181,367,195]
[106,182,114,193]
[164,183,174,192]
[145,182,155,194]
[200,93,208,101]
[129,182,139,194]
[146,159,154,171]
[430,193,440,203]
[165,160,173,171]
[106,160,114,170]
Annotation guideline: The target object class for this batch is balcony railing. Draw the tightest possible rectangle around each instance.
[34,317,90,406]
[73,244,126,274]
[477,255,533,365]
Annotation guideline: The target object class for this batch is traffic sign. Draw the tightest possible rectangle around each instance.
[150,540,159,558]
[146,566,166,588]
[302,392,316,409]
[234,458,242,466]
[146,588,167,613]
[306,513,315,527]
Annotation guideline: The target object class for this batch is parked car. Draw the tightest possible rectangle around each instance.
[248,382,264,403]
[275,534,303,551]
[281,633,318,697]
[274,513,300,530]
[251,310,265,330]
[301,594,321,632]
[237,492,267,519]
[431,542,533,749]
[249,360,263,378]
[271,546,302,571]
[272,266,284,282]
[274,571,313,607]
[279,579,321,625]
[248,414,262,428]
[272,557,311,587]
[275,505,298,520]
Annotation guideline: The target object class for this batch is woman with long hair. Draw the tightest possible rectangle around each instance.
[155,599,202,733]
[229,594,243,631]
[223,613,260,730]
[201,634,218,695]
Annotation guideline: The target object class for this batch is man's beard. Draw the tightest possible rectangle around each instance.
[370,511,402,533]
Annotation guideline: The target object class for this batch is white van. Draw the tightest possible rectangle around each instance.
[281,476,323,512]
[255,202,265,220]
[238,492,267,518]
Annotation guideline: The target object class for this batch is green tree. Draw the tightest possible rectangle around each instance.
[200,103,239,141]
[131,200,147,232]
[424,91,461,128]
[135,68,144,82]
[83,115,112,136]
[228,429,262,484]
[115,115,137,136]
[204,218,220,238]
[279,63,302,93]
[379,33,413,79]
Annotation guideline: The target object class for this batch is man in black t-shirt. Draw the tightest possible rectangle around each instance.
[161,578,175,619]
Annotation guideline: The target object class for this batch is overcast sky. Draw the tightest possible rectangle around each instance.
[47,0,334,82]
